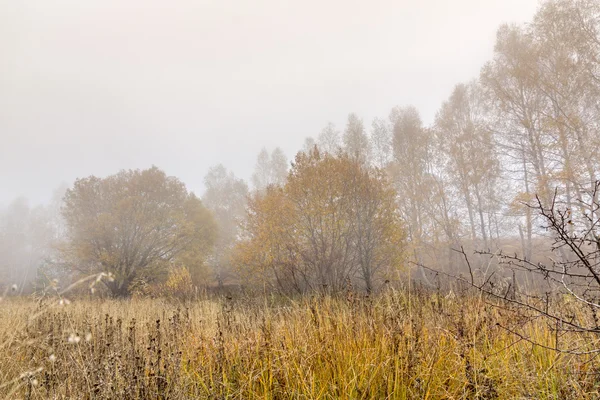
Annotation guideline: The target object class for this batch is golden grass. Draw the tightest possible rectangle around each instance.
[1,289,599,399]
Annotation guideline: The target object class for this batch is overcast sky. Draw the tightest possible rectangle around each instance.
[0,0,540,206]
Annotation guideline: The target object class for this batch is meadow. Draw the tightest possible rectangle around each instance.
[1,285,600,399]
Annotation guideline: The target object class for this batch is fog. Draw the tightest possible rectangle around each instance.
[6,2,600,394]
[1,0,538,205]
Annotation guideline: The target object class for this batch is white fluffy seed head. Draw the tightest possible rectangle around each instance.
[49,354,56,362]
[59,299,71,306]
[68,333,81,344]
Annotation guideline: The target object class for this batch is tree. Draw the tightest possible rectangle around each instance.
[317,122,341,154]
[270,147,288,186]
[251,147,288,191]
[350,161,405,292]
[481,24,551,259]
[435,82,501,248]
[251,148,272,191]
[342,113,370,164]
[389,106,433,248]
[388,105,459,279]
[451,182,600,355]
[202,164,249,287]
[0,198,56,292]
[61,166,216,297]
[481,0,600,257]
[370,117,392,169]
[302,137,316,154]
[235,148,404,293]
[530,0,600,222]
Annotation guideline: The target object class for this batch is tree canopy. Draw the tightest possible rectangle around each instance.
[60,166,216,296]
[235,148,405,293]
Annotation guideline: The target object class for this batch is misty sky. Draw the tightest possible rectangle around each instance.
[0,0,540,205]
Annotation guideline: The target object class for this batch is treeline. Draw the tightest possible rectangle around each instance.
[0,187,66,292]
[1,0,599,296]
[299,0,600,269]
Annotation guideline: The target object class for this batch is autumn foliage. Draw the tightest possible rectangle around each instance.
[235,148,405,293]
[60,167,216,296]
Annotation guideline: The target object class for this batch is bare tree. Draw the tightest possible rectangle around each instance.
[435,82,500,249]
[423,182,600,354]
[481,24,552,259]
[317,122,341,154]
[203,164,249,287]
[370,117,392,169]
[251,148,272,192]
[0,198,56,292]
[251,147,288,191]
[270,147,288,186]
[343,113,370,164]
[389,107,433,252]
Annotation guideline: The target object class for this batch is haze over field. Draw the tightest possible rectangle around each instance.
[3,1,600,398]
[1,0,539,204]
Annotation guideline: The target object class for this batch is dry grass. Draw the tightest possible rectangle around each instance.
[1,288,600,399]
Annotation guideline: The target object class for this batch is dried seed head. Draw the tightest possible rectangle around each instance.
[49,354,56,362]
[19,367,42,380]
[68,333,81,344]
[85,332,93,342]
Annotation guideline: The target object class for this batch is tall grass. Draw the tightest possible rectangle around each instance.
[1,287,599,399]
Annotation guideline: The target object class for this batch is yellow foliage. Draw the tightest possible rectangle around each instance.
[161,266,195,300]
[60,166,217,297]
[129,266,195,300]
[234,148,406,293]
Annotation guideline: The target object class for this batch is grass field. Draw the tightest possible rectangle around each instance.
[1,287,600,399]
